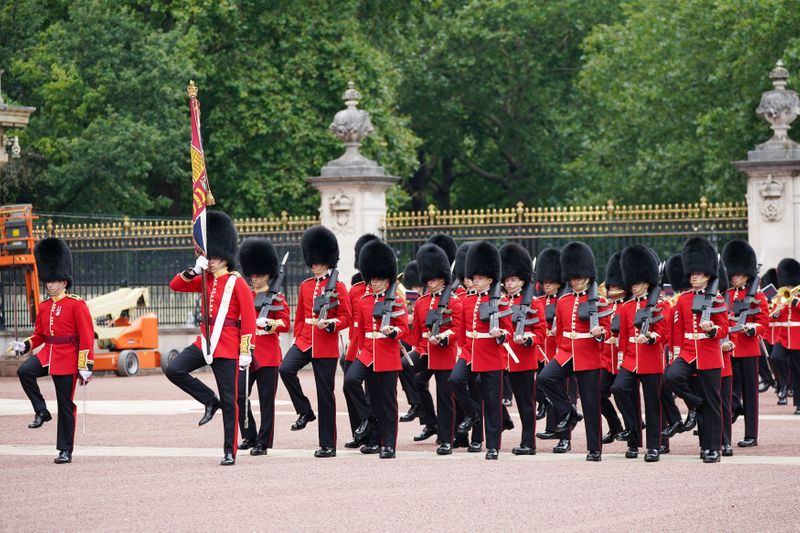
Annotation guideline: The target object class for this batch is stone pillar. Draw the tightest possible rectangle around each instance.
[0,70,36,168]
[307,82,399,282]
[734,61,800,268]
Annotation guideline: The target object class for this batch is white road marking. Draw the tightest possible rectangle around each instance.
[0,399,291,416]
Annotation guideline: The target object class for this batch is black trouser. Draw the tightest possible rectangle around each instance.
[18,357,78,453]
[448,359,484,443]
[758,347,775,385]
[665,358,721,452]
[509,370,535,448]
[279,345,338,448]
[365,369,398,449]
[476,370,503,450]
[721,375,732,446]
[402,350,437,427]
[539,359,602,451]
[398,349,421,407]
[165,344,239,455]
[786,348,800,405]
[600,369,623,434]
[611,369,663,450]
[238,366,279,447]
[731,357,759,439]
[502,370,513,402]
[770,343,791,391]
[541,363,578,433]
[343,359,371,434]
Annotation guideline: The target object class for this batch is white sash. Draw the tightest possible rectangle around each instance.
[201,275,237,364]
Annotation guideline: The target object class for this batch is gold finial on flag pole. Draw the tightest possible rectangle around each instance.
[188,80,198,98]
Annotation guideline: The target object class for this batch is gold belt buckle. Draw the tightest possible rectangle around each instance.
[569,332,577,340]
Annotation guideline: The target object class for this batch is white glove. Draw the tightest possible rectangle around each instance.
[79,369,92,382]
[256,317,268,328]
[192,256,209,274]
[239,353,252,368]
[9,341,27,355]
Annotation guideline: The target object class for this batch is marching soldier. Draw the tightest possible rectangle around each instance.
[758,268,781,394]
[347,239,409,458]
[664,237,728,463]
[166,210,256,466]
[236,238,290,455]
[12,238,94,464]
[397,260,426,426]
[454,241,513,459]
[343,233,379,448]
[717,263,734,456]
[773,257,800,414]
[600,252,626,444]
[279,225,351,458]
[612,245,671,462]
[500,243,546,455]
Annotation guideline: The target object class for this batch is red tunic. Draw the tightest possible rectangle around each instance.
[540,293,559,363]
[355,290,409,371]
[617,297,671,375]
[672,290,729,370]
[170,270,256,359]
[774,299,800,350]
[407,291,462,371]
[725,286,769,358]
[507,291,546,372]
[345,281,368,362]
[293,274,351,358]
[553,292,610,371]
[602,299,625,374]
[457,291,514,372]
[28,294,94,375]
[252,289,290,369]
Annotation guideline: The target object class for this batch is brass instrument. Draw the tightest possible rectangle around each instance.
[598,282,606,299]
[771,285,800,318]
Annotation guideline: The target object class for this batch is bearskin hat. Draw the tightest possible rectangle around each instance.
[238,238,279,279]
[359,239,397,282]
[354,233,380,270]
[402,260,422,288]
[621,245,660,289]
[351,272,363,285]
[666,254,690,292]
[466,241,501,280]
[426,233,458,264]
[604,252,624,289]
[761,267,777,289]
[34,238,74,289]
[535,248,561,285]
[777,258,800,287]
[207,210,239,268]
[417,244,451,285]
[681,236,717,279]
[500,243,533,285]
[454,242,472,282]
[301,225,339,268]
[721,239,757,280]
[560,241,597,281]
[718,262,729,293]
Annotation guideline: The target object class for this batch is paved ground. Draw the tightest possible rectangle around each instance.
[1,368,798,531]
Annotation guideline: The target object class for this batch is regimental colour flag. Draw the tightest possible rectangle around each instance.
[188,80,214,257]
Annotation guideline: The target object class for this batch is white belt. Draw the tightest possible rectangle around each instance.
[786,321,800,327]
[305,318,318,325]
[770,322,786,327]
[466,331,493,339]
[365,332,387,339]
[422,332,430,339]
[628,336,648,344]
[684,332,709,340]
[563,331,594,340]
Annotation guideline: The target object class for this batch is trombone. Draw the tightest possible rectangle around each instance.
[771,285,800,317]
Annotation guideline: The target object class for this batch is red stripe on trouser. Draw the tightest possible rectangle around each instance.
[71,375,78,451]
[233,364,239,458]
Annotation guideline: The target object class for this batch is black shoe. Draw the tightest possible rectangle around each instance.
[659,445,670,454]
[414,425,437,442]
[220,453,235,466]
[778,385,788,400]
[625,447,638,459]
[555,409,583,433]
[536,430,558,440]
[512,445,536,455]
[722,444,733,457]
[731,406,745,425]
[379,447,396,459]
[644,449,660,462]
[553,439,571,453]
[703,449,721,463]
[436,442,453,455]
[354,416,376,439]
[536,398,550,420]
[586,450,602,462]
[795,407,800,415]
[683,409,698,431]
[602,428,623,444]
[778,396,788,406]
[661,420,685,438]
[485,448,499,460]
[453,435,469,449]
[693,429,699,436]
[291,411,316,431]
[360,444,380,454]
[700,449,706,459]
[199,398,220,426]
[502,418,515,431]
[759,379,774,393]
[615,429,631,442]
[344,436,365,448]
[457,413,480,435]
[737,437,758,447]
[250,444,268,456]
[238,438,256,450]
[399,404,421,422]
[54,450,72,464]
[314,447,336,458]
[28,410,52,429]
[468,442,483,453]
[502,398,513,407]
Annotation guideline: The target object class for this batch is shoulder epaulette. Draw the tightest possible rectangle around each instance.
[66,294,82,300]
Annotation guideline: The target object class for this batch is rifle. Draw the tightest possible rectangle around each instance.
[479,280,513,345]
[691,277,726,324]
[372,280,412,364]
[313,269,340,322]
[545,284,569,323]
[578,281,614,331]
[425,278,459,340]
[254,252,290,320]
[729,274,762,333]
[512,282,540,340]
[634,284,665,338]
